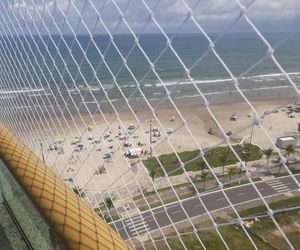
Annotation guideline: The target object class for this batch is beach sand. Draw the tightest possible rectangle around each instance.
[18,96,300,207]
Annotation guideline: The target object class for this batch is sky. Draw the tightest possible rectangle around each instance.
[3,0,300,35]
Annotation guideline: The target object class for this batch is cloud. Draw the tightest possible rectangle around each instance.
[1,0,300,34]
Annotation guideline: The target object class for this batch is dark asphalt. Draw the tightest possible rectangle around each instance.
[110,175,300,240]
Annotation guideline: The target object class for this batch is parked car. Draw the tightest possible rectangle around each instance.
[74,144,84,152]
[103,152,112,159]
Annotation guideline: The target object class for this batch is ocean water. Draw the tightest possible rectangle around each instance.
[1,33,300,113]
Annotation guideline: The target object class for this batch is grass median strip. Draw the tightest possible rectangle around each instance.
[237,196,300,217]
[143,144,262,177]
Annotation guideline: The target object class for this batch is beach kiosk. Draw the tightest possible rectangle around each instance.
[276,136,297,149]
[124,148,142,158]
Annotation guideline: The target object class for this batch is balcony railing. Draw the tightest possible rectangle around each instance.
[0,124,130,250]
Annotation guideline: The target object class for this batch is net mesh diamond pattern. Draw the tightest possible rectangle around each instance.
[0,0,299,249]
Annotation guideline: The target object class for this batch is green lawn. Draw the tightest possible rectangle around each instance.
[143,218,274,250]
[143,144,262,177]
[231,196,300,218]
[248,210,300,250]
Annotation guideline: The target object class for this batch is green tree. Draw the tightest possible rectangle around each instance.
[105,197,113,211]
[201,171,209,191]
[263,148,273,167]
[285,144,295,164]
[198,161,206,175]
[219,155,228,176]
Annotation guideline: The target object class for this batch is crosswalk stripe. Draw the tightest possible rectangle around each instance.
[270,183,285,187]
[132,227,151,236]
[126,220,146,226]
[127,222,146,229]
[266,180,282,184]
[124,215,151,236]
[276,188,291,192]
[124,216,144,223]
[127,220,147,228]
[129,223,149,231]
[273,186,289,190]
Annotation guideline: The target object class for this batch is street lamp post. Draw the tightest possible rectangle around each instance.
[149,116,152,157]
[250,112,255,145]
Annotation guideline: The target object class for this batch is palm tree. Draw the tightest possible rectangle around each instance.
[198,161,206,175]
[105,197,113,212]
[219,155,228,176]
[285,144,295,164]
[278,162,283,174]
[263,148,273,167]
[227,166,237,181]
[238,164,243,184]
[201,171,209,191]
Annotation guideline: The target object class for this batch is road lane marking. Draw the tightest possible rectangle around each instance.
[117,175,299,219]
[117,175,300,239]
[237,192,245,196]
[171,210,182,215]
[217,197,225,201]
[195,204,203,208]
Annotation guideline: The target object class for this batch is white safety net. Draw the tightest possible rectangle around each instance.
[0,0,299,249]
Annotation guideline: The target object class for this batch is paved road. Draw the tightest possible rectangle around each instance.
[110,175,300,240]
